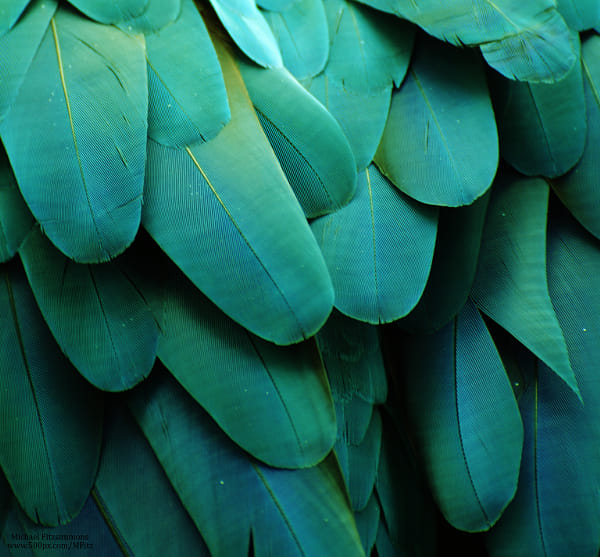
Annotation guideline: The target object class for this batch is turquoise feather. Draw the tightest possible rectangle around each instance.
[257,0,295,10]
[557,0,600,30]
[0,7,148,263]
[117,0,180,33]
[0,0,30,36]
[66,0,148,24]
[354,494,379,554]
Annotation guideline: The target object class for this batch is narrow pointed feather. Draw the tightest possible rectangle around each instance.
[399,193,490,333]
[19,228,158,392]
[142,42,333,345]
[491,37,586,178]
[0,147,34,262]
[324,0,414,94]
[356,0,577,83]
[0,261,103,526]
[375,36,498,207]
[262,0,328,80]
[398,299,523,532]
[304,71,391,171]
[0,0,56,122]
[130,256,336,469]
[207,0,282,67]
[551,34,600,240]
[93,403,211,556]
[557,0,600,30]
[0,8,147,263]
[470,171,579,397]
[239,61,356,217]
[66,0,148,23]
[354,494,380,554]
[312,164,438,324]
[128,366,364,557]
[145,0,230,147]
[486,354,600,556]
[117,0,181,34]
[0,0,30,36]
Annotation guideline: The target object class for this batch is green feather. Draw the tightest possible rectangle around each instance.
[0,261,103,526]
[145,0,230,147]
[239,60,357,218]
[491,35,586,178]
[66,0,148,24]
[312,164,438,324]
[18,228,158,392]
[398,299,523,532]
[0,7,148,263]
[128,365,364,557]
[142,41,333,345]
[0,0,30,36]
[354,494,380,555]
[375,34,498,207]
[257,0,295,10]
[262,0,328,80]
[557,0,600,30]
[551,34,600,240]
[0,0,56,122]
[117,0,180,33]
[471,170,580,398]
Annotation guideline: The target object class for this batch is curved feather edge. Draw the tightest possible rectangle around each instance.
[66,0,148,24]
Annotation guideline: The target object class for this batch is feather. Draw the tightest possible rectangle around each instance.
[65,0,148,24]
[550,34,600,240]
[257,0,295,10]
[207,0,282,67]
[262,0,328,80]
[117,0,181,34]
[0,147,34,263]
[304,73,391,171]
[18,228,158,392]
[128,251,336,469]
[0,0,56,123]
[491,34,586,178]
[470,170,580,398]
[239,60,357,217]
[0,8,148,263]
[311,164,438,324]
[0,0,30,36]
[142,41,333,345]
[0,260,103,526]
[145,0,230,147]
[323,0,414,94]
[398,299,523,532]
[557,0,600,30]
[92,402,211,556]
[354,494,379,555]
[399,193,490,333]
[375,34,498,207]
[128,365,364,557]
[355,0,577,83]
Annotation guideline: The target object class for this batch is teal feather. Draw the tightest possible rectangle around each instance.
[208,0,282,67]
[145,0,230,147]
[375,34,498,207]
[557,0,600,30]
[66,0,148,24]
[311,164,438,324]
[257,0,295,10]
[551,34,600,240]
[398,299,523,532]
[128,365,364,557]
[0,0,30,36]
[239,61,357,217]
[263,0,328,80]
[471,170,580,398]
[354,494,380,555]
[18,228,158,392]
[0,0,56,123]
[0,7,148,263]
[491,35,586,178]
[0,146,34,263]
[142,43,333,345]
[117,0,180,34]
[0,260,103,526]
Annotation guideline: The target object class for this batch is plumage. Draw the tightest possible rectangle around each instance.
[491,35,586,178]
[0,261,103,526]
[262,0,328,80]
[117,0,181,34]
[145,0,230,147]
[0,7,148,263]
[0,0,31,36]
[375,35,498,207]
[312,164,438,323]
[354,494,380,555]
[65,0,148,24]
[239,60,357,217]
[18,228,158,392]
[551,34,600,240]
[128,366,364,557]
[470,170,580,398]
[557,0,600,30]
[142,40,333,345]
[397,299,523,532]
